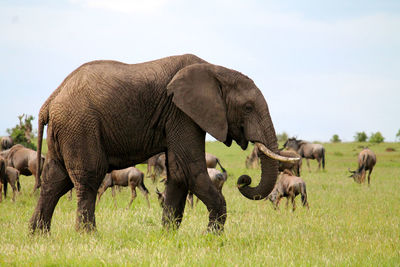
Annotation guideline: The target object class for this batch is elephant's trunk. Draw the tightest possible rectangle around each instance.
[237,142,300,200]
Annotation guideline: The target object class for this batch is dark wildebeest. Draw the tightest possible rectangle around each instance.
[267,169,309,211]
[279,150,302,176]
[6,144,45,192]
[147,152,224,181]
[97,167,150,208]
[1,136,13,151]
[158,167,228,209]
[283,138,325,172]
[245,145,259,169]
[0,155,20,202]
[348,148,376,186]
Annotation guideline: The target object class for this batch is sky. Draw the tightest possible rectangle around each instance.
[1,0,399,142]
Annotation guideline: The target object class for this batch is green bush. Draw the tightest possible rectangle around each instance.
[277,131,288,142]
[330,134,341,143]
[354,131,368,142]
[369,132,385,144]
[6,114,36,150]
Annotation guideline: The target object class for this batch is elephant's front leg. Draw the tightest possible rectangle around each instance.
[162,178,189,230]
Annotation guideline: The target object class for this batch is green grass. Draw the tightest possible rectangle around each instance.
[1,141,400,266]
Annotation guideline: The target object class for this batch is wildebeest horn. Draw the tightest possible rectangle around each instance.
[255,142,300,163]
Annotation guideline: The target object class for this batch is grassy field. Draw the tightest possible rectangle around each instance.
[0,141,399,266]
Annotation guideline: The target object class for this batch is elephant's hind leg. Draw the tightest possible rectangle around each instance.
[162,179,188,230]
[30,159,73,234]
[69,169,105,232]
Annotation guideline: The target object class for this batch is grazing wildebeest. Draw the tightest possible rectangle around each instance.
[146,153,167,182]
[158,167,228,209]
[97,167,150,208]
[1,136,13,151]
[279,150,302,176]
[245,145,259,169]
[348,148,376,186]
[283,138,325,171]
[267,169,309,211]
[186,166,228,208]
[6,144,45,192]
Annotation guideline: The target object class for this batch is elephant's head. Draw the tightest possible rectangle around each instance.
[167,63,299,200]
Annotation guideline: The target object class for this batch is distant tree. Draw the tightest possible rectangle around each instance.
[369,132,385,144]
[6,114,36,150]
[396,129,400,142]
[277,131,288,142]
[330,134,341,143]
[354,131,368,142]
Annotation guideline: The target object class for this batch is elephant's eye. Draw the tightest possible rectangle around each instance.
[244,103,253,113]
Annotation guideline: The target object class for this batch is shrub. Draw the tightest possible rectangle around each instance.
[277,131,288,143]
[354,131,368,142]
[369,132,385,144]
[6,114,36,150]
[330,134,341,143]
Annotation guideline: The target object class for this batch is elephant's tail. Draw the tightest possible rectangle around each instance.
[35,107,49,192]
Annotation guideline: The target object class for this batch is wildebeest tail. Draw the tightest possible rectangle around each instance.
[139,173,149,194]
[322,147,326,169]
[301,183,308,207]
[3,180,7,198]
[216,159,226,173]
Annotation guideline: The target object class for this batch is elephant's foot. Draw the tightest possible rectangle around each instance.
[29,211,51,235]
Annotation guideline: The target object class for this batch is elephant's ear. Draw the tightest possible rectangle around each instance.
[167,63,228,142]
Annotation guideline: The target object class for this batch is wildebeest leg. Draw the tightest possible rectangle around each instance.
[187,192,194,208]
[0,182,2,202]
[30,159,74,233]
[285,197,289,209]
[111,186,117,208]
[367,168,373,186]
[9,179,17,202]
[275,197,281,210]
[291,194,296,211]
[306,159,311,172]
[127,185,137,210]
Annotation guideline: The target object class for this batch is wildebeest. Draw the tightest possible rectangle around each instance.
[267,169,309,211]
[348,148,376,186]
[0,155,20,202]
[97,167,150,208]
[283,138,325,171]
[1,136,13,151]
[245,145,259,169]
[157,166,228,208]
[279,150,302,176]
[6,144,45,192]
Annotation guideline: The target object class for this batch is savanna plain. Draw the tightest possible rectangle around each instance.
[0,141,399,266]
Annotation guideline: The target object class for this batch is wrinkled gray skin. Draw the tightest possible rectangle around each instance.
[31,54,292,234]
[245,145,260,169]
[186,167,228,208]
[279,150,302,176]
[349,148,376,186]
[267,170,309,211]
[97,167,150,208]
[6,144,45,192]
[1,136,13,151]
[283,138,325,171]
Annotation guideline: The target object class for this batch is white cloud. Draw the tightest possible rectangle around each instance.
[69,0,171,14]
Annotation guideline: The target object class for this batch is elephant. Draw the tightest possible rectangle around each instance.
[97,167,150,208]
[348,148,376,186]
[0,156,20,202]
[30,54,299,234]
[278,150,302,176]
[1,136,13,151]
[6,144,45,192]
[267,169,309,211]
[283,138,325,171]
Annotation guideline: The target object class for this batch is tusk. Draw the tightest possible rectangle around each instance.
[255,142,300,163]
